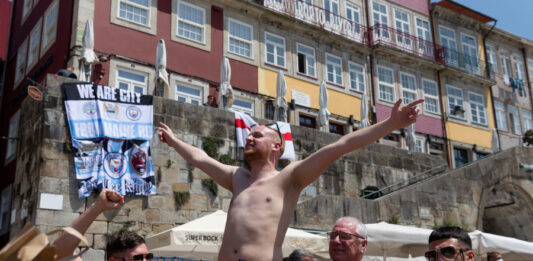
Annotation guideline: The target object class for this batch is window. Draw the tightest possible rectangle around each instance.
[372,1,389,39]
[5,110,21,164]
[494,101,507,131]
[500,50,511,83]
[468,92,486,125]
[453,147,468,168]
[177,1,205,43]
[326,53,343,85]
[228,19,253,58]
[378,66,395,102]
[439,26,458,67]
[415,17,432,56]
[296,43,316,77]
[461,33,478,73]
[415,137,425,153]
[22,0,33,22]
[27,19,42,71]
[116,69,147,94]
[176,84,202,105]
[348,62,365,92]
[522,109,533,132]
[118,0,150,26]
[41,0,58,55]
[323,0,339,23]
[528,59,533,82]
[299,114,316,128]
[446,85,465,120]
[345,2,361,38]
[264,100,275,120]
[486,45,498,73]
[422,79,439,114]
[329,122,344,135]
[475,152,487,160]
[512,55,525,80]
[0,185,12,235]
[399,72,417,104]
[394,9,411,47]
[265,32,285,67]
[233,98,254,116]
[508,105,521,135]
[15,39,29,87]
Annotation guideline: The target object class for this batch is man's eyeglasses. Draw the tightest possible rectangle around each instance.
[327,231,366,241]
[424,246,469,261]
[114,253,154,261]
[274,122,283,142]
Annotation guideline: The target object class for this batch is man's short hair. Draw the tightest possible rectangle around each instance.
[106,231,145,258]
[487,252,501,260]
[288,249,314,261]
[428,226,472,249]
[334,216,367,238]
[267,125,285,157]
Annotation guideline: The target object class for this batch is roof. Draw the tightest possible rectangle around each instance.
[434,0,495,24]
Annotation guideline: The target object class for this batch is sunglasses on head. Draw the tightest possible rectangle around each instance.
[424,246,469,261]
[115,253,154,261]
[327,231,366,241]
[274,122,283,142]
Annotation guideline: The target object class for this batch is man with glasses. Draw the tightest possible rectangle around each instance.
[425,226,474,261]
[53,189,153,261]
[328,217,368,261]
[158,98,423,260]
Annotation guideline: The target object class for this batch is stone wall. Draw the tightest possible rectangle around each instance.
[9,75,447,256]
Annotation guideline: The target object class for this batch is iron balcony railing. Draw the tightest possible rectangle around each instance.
[262,0,368,45]
[441,47,494,80]
[368,24,445,64]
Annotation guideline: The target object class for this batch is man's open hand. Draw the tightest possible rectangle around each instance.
[389,98,424,129]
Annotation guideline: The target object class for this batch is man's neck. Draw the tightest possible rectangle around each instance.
[247,158,278,179]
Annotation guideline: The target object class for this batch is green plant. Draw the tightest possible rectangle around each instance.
[157,167,162,185]
[202,137,224,159]
[166,159,173,168]
[523,129,533,146]
[219,153,235,165]
[174,191,190,209]
[388,215,400,224]
[433,220,472,232]
[202,179,218,196]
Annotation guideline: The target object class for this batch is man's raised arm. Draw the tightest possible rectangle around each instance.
[158,122,236,191]
[291,98,423,189]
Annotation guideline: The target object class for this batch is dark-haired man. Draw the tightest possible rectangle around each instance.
[425,226,474,261]
[159,98,423,260]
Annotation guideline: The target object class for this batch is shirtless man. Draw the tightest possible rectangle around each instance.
[158,98,423,261]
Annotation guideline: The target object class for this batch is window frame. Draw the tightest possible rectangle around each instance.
[507,105,521,135]
[393,8,411,48]
[115,68,148,95]
[117,0,151,27]
[512,55,525,80]
[348,61,365,93]
[40,0,59,57]
[486,45,498,73]
[227,18,254,59]
[22,0,33,24]
[232,97,255,116]
[296,42,316,78]
[494,101,507,131]
[176,0,206,44]
[299,114,317,129]
[27,18,42,72]
[264,31,286,68]
[521,109,533,132]
[438,25,458,66]
[175,83,203,106]
[453,146,469,168]
[5,110,21,164]
[377,65,395,103]
[468,91,487,126]
[371,1,389,27]
[446,85,466,121]
[399,72,417,105]
[325,53,343,86]
[500,50,511,81]
[329,121,345,135]
[422,78,440,115]
[460,32,479,74]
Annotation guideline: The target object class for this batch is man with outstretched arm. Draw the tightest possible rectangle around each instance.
[158,98,423,261]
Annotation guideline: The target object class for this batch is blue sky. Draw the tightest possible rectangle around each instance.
[440,0,533,41]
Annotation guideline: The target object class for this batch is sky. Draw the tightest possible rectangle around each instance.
[440,0,533,41]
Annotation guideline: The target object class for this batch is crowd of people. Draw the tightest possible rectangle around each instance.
[47,98,509,260]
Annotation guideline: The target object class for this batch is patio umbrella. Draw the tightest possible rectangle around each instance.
[469,230,533,261]
[146,210,328,259]
[359,93,371,129]
[318,81,330,127]
[155,39,169,97]
[491,128,500,152]
[405,123,416,151]
[218,56,234,109]
[365,221,432,259]
[275,69,287,122]
[79,19,98,82]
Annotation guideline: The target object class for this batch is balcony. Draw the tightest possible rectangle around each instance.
[262,0,368,46]
[369,24,445,64]
[441,47,493,80]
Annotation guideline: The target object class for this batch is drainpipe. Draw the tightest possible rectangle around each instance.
[429,1,453,167]
[482,20,500,149]
[364,0,377,124]
[522,47,533,118]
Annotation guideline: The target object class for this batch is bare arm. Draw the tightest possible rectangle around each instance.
[158,122,236,192]
[53,189,124,260]
[291,98,423,189]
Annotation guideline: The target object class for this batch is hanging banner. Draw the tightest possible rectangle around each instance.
[62,83,156,198]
